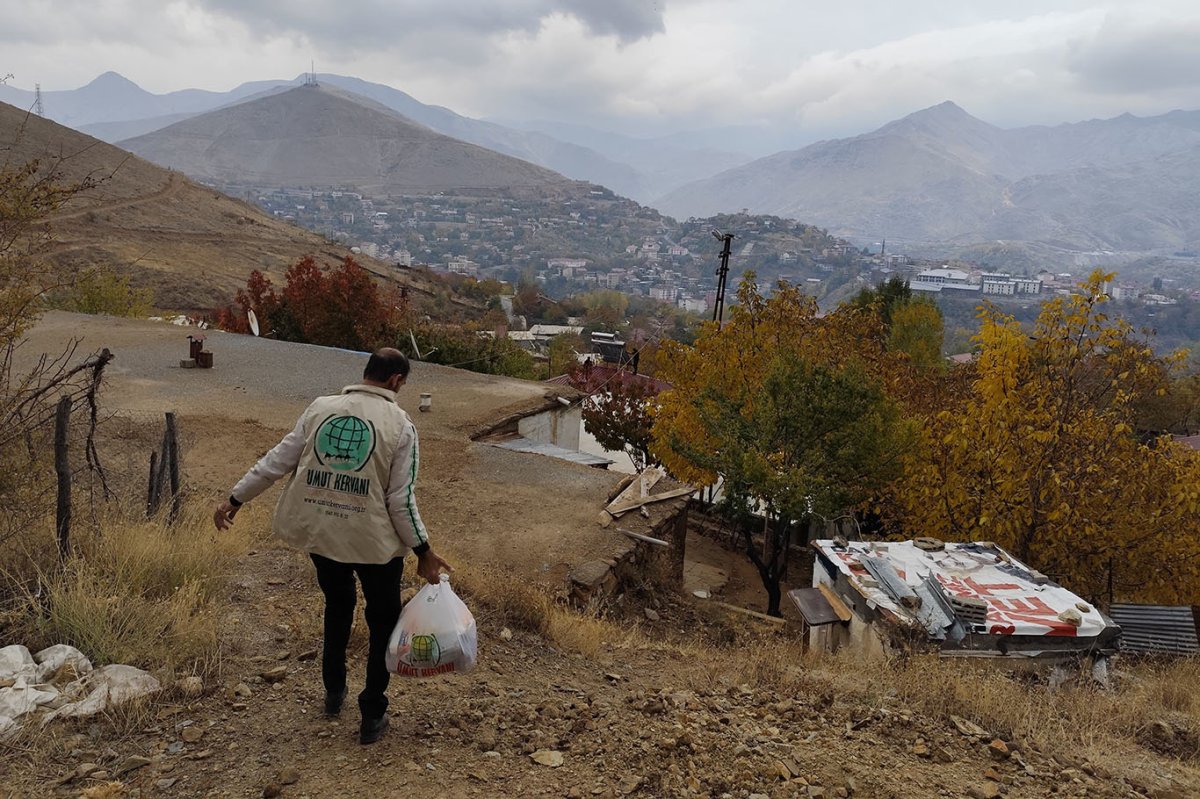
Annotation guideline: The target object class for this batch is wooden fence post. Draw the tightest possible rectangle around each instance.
[54,396,72,564]
[165,412,181,523]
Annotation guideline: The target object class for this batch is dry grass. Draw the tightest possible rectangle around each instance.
[3,501,263,679]
[441,549,1200,768]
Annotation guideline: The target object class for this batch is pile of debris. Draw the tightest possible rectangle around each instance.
[793,539,1120,666]
[0,644,160,737]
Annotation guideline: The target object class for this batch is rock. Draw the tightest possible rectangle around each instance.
[156,777,179,789]
[75,763,100,780]
[951,715,990,739]
[476,729,498,751]
[177,676,203,698]
[966,784,1001,799]
[167,741,185,755]
[807,787,826,799]
[530,750,564,767]
[233,683,253,699]
[297,649,318,662]
[278,767,301,785]
[693,590,711,599]
[263,783,282,798]
[912,741,929,757]
[231,702,248,711]
[644,608,660,622]
[767,759,792,780]
[261,666,288,684]
[90,770,110,780]
[181,726,204,744]
[983,767,1003,782]
[618,774,643,794]
[499,628,513,642]
[932,745,955,763]
[483,751,501,760]
[987,739,1010,760]
[188,749,213,760]
[116,755,152,775]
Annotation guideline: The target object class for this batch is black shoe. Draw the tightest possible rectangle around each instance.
[359,713,389,745]
[324,688,346,717]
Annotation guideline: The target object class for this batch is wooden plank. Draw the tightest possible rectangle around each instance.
[606,467,663,511]
[817,582,853,623]
[607,485,695,516]
[709,600,787,626]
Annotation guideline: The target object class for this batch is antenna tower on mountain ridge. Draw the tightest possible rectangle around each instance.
[304,61,318,87]
[34,83,44,116]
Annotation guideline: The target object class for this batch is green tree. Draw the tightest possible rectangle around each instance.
[653,276,913,615]
[61,271,154,317]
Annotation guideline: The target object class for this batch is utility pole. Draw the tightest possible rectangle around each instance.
[711,230,735,328]
[34,83,44,117]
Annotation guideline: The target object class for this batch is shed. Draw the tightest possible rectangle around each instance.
[805,539,1120,663]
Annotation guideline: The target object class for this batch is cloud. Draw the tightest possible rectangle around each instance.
[1067,14,1200,94]
[198,0,665,49]
[6,0,1200,152]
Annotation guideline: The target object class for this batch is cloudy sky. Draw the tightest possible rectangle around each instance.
[5,0,1200,148]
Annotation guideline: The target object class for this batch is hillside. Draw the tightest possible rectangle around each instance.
[0,100,458,310]
[117,84,582,196]
[656,101,1200,253]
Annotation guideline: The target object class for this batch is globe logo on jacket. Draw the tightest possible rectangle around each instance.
[315,415,376,472]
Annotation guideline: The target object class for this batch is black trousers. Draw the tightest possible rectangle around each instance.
[310,553,403,720]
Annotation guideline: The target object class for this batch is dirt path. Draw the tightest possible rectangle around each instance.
[49,173,183,222]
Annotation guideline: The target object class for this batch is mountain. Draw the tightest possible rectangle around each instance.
[489,118,752,202]
[0,100,456,310]
[656,101,1200,252]
[34,72,732,201]
[117,84,580,195]
[0,71,280,129]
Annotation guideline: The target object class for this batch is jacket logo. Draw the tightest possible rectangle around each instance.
[314,414,377,472]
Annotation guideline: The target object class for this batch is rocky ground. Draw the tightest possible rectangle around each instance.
[6,536,1194,799]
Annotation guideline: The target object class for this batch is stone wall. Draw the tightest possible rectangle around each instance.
[568,500,688,607]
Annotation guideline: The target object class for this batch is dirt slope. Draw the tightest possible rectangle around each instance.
[1,101,454,311]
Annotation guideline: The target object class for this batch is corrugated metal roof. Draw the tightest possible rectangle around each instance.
[491,437,614,468]
[1109,604,1200,655]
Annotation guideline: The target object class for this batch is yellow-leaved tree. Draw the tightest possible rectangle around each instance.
[891,270,1200,604]
[653,275,915,615]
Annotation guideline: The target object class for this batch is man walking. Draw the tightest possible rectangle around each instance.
[213,347,450,744]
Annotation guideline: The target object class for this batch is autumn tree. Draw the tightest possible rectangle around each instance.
[891,271,1200,604]
[574,367,660,472]
[223,256,402,352]
[653,276,913,615]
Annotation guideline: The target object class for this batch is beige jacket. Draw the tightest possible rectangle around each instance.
[231,385,429,564]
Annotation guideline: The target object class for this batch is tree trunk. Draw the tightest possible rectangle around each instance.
[765,580,783,617]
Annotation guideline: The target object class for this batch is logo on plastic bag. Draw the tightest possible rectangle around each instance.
[409,634,441,666]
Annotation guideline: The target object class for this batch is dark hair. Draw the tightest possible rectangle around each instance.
[363,348,410,382]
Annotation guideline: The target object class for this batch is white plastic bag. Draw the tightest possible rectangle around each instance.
[386,574,477,677]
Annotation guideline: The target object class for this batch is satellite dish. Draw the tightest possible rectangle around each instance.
[247,309,260,337]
